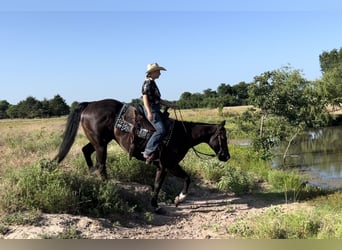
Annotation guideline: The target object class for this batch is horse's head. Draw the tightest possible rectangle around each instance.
[209,120,230,162]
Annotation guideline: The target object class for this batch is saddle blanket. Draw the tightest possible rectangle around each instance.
[114,104,174,146]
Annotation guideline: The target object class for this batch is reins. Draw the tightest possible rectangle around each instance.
[172,108,216,160]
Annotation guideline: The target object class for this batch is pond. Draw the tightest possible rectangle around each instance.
[272,126,342,189]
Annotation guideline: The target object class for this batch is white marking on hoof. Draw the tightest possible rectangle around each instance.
[174,192,187,207]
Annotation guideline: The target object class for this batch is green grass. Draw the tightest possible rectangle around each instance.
[227,191,342,239]
[0,160,134,217]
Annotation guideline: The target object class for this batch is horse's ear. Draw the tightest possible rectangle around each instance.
[220,120,226,126]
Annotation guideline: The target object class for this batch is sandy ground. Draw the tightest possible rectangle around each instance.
[2,181,300,239]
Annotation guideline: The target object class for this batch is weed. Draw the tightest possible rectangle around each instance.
[41,225,82,239]
[267,170,305,202]
[144,212,154,222]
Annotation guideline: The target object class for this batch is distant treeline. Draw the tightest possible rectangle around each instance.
[0,95,79,119]
[130,82,250,109]
[0,82,249,119]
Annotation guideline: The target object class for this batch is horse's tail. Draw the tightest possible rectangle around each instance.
[54,102,89,163]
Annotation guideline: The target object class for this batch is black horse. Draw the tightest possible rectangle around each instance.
[54,99,230,210]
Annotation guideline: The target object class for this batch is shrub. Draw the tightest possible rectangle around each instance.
[0,159,131,217]
[201,160,225,182]
[217,166,256,195]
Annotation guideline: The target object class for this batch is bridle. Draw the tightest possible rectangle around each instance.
[173,109,223,160]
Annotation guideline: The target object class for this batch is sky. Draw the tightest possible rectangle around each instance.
[1,0,342,105]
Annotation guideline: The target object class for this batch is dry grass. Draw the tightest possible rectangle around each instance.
[170,105,254,122]
[0,117,70,174]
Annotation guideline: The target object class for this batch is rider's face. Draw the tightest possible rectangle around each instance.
[150,70,161,79]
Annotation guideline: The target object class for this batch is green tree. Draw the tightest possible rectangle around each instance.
[217,83,233,96]
[318,48,342,108]
[248,66,329,159]
[15,96,44,118]
[217,83,234,106]
[48,94,70,116]
[6,105,20,119]
[0,100,10,119]
[70,101,80,112]
[319,48,342,74]
[232,81,249,105]
[249,67,319,127]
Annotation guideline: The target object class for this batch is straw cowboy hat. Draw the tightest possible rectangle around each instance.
[146,63,167,74]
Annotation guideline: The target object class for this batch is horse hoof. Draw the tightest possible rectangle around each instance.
[175,198,180,207]
[154,207,167,215]
[174,193,187,207]
[89,166,97,174]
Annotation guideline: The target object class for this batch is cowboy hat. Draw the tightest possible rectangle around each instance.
[146,63,167,74]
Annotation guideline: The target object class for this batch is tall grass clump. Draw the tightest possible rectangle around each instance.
[0,159,133,217]
[267,169,306,202]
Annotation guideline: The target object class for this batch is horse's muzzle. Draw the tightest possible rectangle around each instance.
[218,151,230,162]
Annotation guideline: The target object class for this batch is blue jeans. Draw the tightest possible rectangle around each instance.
[143,106,166,156]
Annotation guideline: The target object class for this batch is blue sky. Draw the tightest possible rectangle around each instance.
[1,1,342,105]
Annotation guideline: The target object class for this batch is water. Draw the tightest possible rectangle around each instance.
[272,126,342,189]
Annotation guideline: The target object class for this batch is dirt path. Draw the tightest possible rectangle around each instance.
[2,182,295,239]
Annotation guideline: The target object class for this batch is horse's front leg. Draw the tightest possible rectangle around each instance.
[169,164,191,207]
[151,164,167,212]
[95,144,108,181]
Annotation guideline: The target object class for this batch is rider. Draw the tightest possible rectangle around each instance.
[141,63,175,163]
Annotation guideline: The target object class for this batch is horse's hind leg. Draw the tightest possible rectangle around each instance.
[168,164,191,207]
[82,143,96,173]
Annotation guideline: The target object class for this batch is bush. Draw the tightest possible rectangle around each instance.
[201,160,225,182]
[0,159,131,217]
[217,166,256,195]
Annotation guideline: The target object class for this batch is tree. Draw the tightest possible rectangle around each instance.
[129,98,143,107]
[6,105,20,119]
[217,83,233,96]
[0,100,10,119]
[318,48,342,108]
[48,94,70,116]
[249,67,318,127]
[248,66,329,159]
[4,95,70,118]
[233,81,249,105]
[70,101,80,112]
[15,96,44,118]
[178,92,203,109]
[319,48,342,74]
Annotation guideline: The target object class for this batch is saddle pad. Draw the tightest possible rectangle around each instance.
[114,104,174,145]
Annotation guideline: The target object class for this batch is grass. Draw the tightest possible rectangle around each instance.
[227,191,342,239]
[0,160,131,217]
[0,108,341,239]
